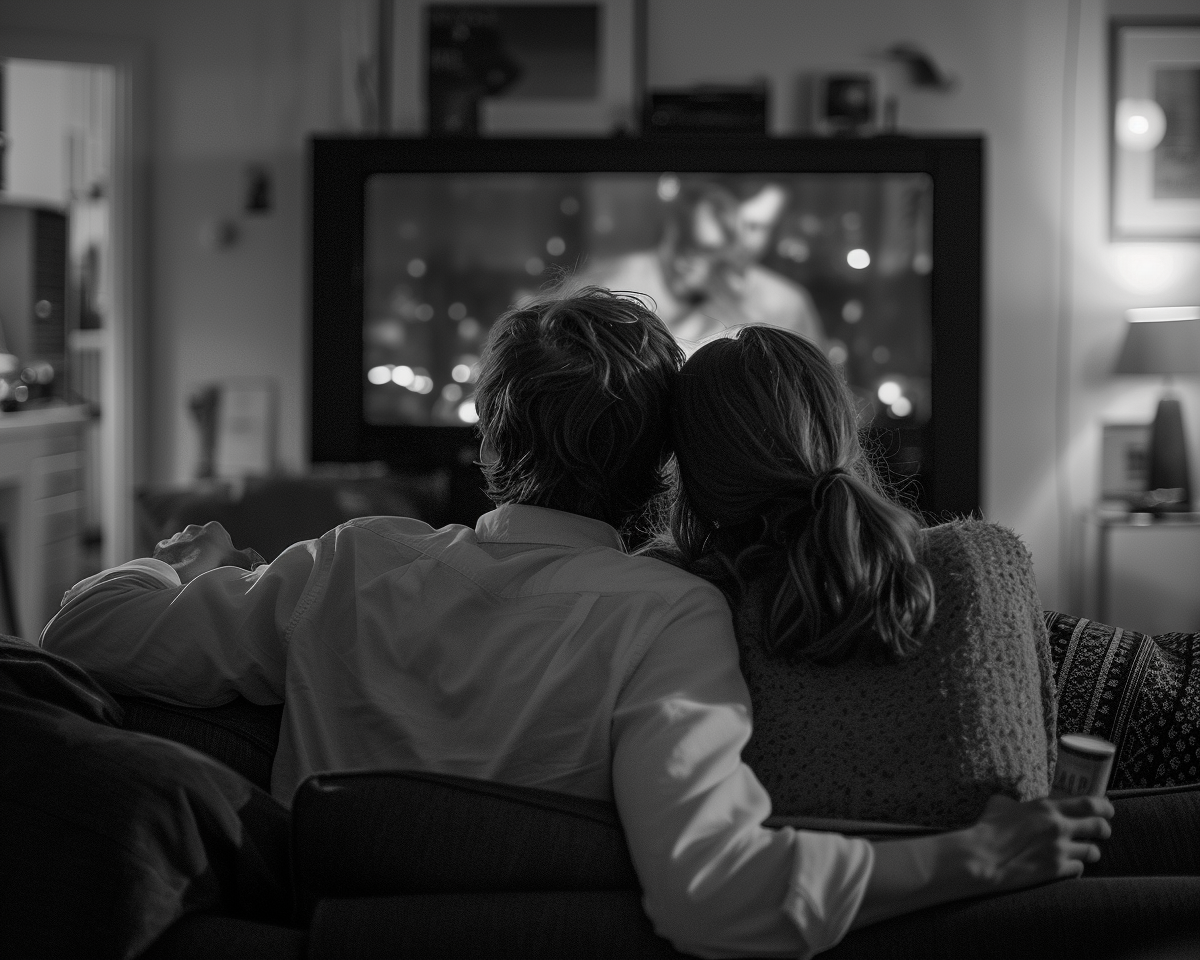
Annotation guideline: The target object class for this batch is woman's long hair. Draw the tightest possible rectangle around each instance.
[668,327,934,664]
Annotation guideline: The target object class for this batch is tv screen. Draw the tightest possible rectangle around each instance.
[312,137,981,519]
[362,171,932,433]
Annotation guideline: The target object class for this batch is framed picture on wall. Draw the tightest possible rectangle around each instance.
[1099,422,1151,504]
[389,0,645,135]
[1111,19,1200,239]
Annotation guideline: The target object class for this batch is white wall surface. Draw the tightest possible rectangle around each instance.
[1,0,1198,609]
[4,59,70,204]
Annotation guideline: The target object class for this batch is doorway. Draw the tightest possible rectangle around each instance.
[0,31,146,572]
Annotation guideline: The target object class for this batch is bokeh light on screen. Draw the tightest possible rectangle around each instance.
[368,365,392,385]
[457,400,479,424]
[847,248,871,269]
[407,258,426,278]
[827,341,848,365]
[451,364,471,383]
[546,236,566,256]
[842,300,863,323]
[890,396,913,418]
[392,365,415,387]
[414,303,434,321]
[877,380,901,405]
[448,302,467,320]
[525,257,545,275]
[442,383,463,402]
[657,174,681,201]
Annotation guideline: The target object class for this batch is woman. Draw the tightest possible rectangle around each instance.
[656,324,1059,828]
[653,324,1200,956]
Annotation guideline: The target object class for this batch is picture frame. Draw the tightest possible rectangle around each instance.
[389,0,645,135]
[212,378,277,480]
[1099,422,1151,504]
[1111,19,1200,240]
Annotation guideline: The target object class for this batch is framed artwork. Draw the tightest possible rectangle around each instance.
[390,0,645,135]
[1111,19,1200,239]
[1099,422,1151,504]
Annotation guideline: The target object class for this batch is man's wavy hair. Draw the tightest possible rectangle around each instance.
[666,326,935,664]
[475,284,684,530]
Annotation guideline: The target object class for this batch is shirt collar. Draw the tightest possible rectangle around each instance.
[475,503,626,552]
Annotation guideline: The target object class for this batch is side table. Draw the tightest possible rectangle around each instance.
[1084,510,1200,635]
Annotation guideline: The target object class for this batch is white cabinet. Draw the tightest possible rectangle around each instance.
[0,406,89,640]
[1085,512,1200,635]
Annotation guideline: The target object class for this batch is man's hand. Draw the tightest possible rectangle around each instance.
[854,792,1115,930]
[153,521,264,584]
[964,793,1114,890]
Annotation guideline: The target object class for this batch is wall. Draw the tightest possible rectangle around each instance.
[1,0,1198,609]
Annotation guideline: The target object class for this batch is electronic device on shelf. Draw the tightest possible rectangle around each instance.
[310,136,983,519]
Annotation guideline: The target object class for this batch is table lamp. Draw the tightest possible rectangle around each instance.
[1112,306,1200,513]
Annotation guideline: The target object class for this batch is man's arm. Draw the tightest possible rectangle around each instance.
[612,585,1114,960]
[612,586,872,959]
[41,523,320,707]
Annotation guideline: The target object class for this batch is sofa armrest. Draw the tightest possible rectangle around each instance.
[292,771,639,920]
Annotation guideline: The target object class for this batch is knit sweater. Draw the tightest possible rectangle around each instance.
[697,519,1056,829]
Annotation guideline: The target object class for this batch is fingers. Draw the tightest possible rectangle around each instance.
[1070,815,1112,842]
[1054,795,1115,820]
[1064,840,1102,865]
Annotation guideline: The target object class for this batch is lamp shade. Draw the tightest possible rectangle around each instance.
[1112,307,1200,377]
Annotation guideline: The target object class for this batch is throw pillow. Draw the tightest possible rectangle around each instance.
[0,636,292,960]
[1045,612,1200,789]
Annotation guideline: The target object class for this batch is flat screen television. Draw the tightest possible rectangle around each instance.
[311,136,982,519]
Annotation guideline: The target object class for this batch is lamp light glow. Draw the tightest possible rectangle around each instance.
[1115,98,1167,152]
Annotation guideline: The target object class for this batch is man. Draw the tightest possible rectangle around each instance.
[581,180,825,354]
[43,286,1111,959]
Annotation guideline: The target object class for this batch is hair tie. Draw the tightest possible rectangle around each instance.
[810,467,850,511]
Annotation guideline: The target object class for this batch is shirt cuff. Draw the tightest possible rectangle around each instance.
[60,557,181,606]
[783,832,875,959]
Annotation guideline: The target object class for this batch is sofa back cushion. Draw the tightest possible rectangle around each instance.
[115,695,283,793]
[292,770,640,920]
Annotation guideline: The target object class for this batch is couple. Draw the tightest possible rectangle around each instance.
[44,285,1118,958]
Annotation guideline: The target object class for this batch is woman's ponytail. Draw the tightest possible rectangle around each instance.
[667,326,936,664]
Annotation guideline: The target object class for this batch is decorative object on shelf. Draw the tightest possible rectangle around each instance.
[1111,19,1200,239]
[189,379,278,482]
[877,42,957,92]
[643,83,768,138]
[811,73,879,136]
[1099,421,1151,506]
[1112,305,1200,513]
[390,0,644,135]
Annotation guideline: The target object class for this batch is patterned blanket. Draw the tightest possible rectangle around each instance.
[1045,612,1200,789]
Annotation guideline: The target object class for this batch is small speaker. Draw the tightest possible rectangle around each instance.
[644,85,769,137]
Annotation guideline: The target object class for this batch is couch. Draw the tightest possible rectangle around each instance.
[114,693,1200,960]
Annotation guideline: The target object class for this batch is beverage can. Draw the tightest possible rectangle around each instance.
[1050,733,1116,798]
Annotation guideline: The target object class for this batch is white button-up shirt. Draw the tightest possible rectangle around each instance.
[42,504,872,958]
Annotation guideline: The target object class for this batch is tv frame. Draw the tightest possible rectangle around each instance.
[310,135,983,517]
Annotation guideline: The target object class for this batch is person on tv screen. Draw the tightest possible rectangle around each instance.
[582,178,826,353]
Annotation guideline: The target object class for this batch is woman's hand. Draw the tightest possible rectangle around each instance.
[153,521,264,584]
[852,793,1115,930]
